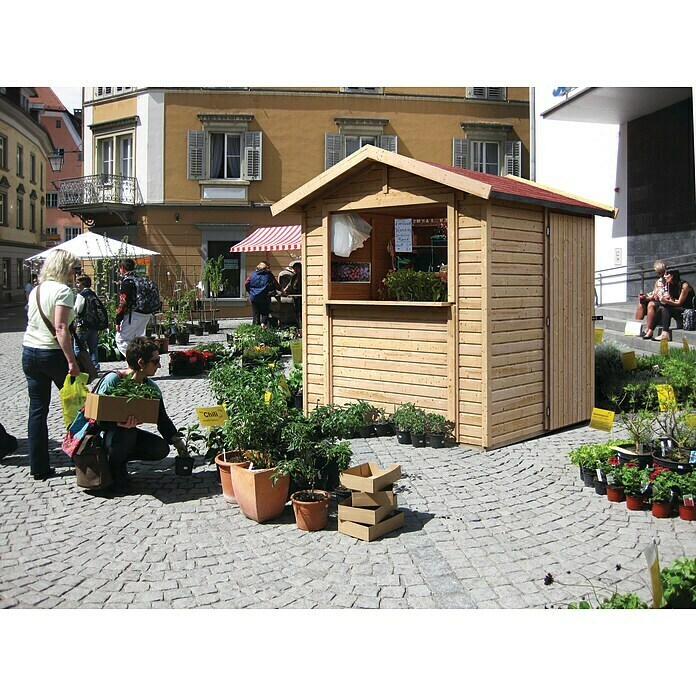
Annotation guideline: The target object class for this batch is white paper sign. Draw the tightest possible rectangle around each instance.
[394,218,413,253]
[625,321,642,336]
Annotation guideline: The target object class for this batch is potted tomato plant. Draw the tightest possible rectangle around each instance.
[649,467,680,518]
[425,412,454,448]
[675,471,696,521]
[613,463,649,510]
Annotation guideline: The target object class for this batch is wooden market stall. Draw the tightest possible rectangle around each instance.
[271,146,616,449]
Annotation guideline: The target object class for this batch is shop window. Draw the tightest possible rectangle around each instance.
[206,240,242,299]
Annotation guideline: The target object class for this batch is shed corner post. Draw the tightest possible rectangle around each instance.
[322,206,333,406]
[447,198,459,436]
[481,199,492,449]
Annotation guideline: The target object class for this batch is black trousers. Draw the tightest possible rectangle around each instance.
[107,427,170,473]
[657,305,685,333]
[251,298,271,325]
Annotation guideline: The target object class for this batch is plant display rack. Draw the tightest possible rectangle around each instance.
[337,462,404,541]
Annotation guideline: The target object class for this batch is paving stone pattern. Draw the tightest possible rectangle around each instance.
[1,306,694,609]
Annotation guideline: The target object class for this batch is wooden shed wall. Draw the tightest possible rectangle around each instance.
[486,201,546,448]
[456,197,485,447]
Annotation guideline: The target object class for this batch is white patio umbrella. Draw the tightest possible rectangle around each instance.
[26,231,160,262]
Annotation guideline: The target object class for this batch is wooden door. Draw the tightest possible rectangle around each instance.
[546,212,595,430]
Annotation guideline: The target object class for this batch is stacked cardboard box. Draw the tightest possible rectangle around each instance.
[338,462,404,542]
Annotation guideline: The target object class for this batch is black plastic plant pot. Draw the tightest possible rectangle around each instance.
[581,467,596,487]
[174,456,194,476]
[617,450,653,469]
[358,425,374,438]
[396,430,411,445]
[374,423,392,437]
[594,479,607,496]
[652,449,693,474]
[294,393,303,410]
[177,333,190,346]
[428,433,445,448]
[411,432,426,448]
[194,326,205,336]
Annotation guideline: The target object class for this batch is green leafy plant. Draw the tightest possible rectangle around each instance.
[409,408,427,435]
[425,412,454,437]
[176,422,206,457]
[381,268,447,302]
[242,345,280,364]
[649,469,680,504]
[344,400,377,428]
[393,402,420,432]
[567,442,620,470]
[618,409,656,454]
[611,464,648,496]
[372,407,392,425]
[660,556,696,609]
[655,404,696,458]
[287,365,303,397]
[103,377,161,401]
[569,593,648,609]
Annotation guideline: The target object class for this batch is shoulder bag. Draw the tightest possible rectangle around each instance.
[35,283,99,383]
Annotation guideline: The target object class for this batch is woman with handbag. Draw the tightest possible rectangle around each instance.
[22,248,81,481]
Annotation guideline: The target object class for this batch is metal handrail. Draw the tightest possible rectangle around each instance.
[58,175,142,207]
[595,253,696,305]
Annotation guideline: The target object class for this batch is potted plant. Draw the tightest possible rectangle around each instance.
[654,404,696,473]
[174,423,206,476]
[393,402,418,445]
[372,408,393,437]
[568,442,617,488]
[613,463,649,510]
[649,467,680,517]
[660,556,696,608]
[425,412,454,448]
[344,400,376,438]
[409,408,427,447]
[616,409,656,467]
[675,471,696,521]
[202,255,224,334]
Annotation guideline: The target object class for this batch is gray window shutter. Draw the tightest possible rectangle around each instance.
[187,130,205,179]
[244,131,262,180]
[453,138,469,169]
[325,133,344,170]
[504,140,522,177]
[378,134,397,153]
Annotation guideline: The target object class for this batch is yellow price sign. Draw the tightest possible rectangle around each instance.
[621,351,637,371]
[195,406,228,427]
[656,384,676,411]
[686,415,696,428]
[278,376,291,398]
[594,328,604,344]
[589,407,615,432]
[290,339,302,366]
[264,391,272,404]
[683,337,690,352]
[644,541,664,609]
[660,337,669,355]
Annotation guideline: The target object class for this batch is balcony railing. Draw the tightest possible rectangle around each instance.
[58,175,143,208]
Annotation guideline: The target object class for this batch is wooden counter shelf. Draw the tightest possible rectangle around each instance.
[324,300,453,307]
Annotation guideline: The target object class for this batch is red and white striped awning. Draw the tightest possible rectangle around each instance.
[230,225,302,253]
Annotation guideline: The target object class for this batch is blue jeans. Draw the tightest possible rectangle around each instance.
[75,329,100,370]
[22,346,69,477]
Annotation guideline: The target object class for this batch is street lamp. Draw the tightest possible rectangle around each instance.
[48,150,64,172]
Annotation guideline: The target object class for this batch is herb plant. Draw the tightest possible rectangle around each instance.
[103,377,160,401]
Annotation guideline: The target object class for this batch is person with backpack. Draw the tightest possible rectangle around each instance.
[74,274,107,371]
[244,262,280,328]
[115,258,161,358]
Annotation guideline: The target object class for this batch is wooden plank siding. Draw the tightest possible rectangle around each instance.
[304,203,325,408]
[548,212,594,430]
[456,200,485,447]
[329,305,450,415]
[486,201,546,448]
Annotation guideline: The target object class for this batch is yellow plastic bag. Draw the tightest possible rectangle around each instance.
[60,373,90,428]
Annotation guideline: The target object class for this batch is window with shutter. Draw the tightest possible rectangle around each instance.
[325,133,344,170]
[453,138,470,169]
[187,130,205,179]
[243,131,262,180]
[467,87,507,101]
[504,140,522,177]
[378,135,397,152]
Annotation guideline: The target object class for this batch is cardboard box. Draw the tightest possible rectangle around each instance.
[349,490,396,509]
[340,462,401,493]
[338,511,405,542]
[338,493,398,525]
[84,392,160,424]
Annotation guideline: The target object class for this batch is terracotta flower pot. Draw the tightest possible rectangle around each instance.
[678,504,696,521]
[626,493,645,511]
[231,463,289,522]
[214,451,248,503]
[606,485,625,503]
[290,490,330,531]
[651,501,673,518]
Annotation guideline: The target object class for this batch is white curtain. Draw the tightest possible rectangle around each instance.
[331,213,372,257]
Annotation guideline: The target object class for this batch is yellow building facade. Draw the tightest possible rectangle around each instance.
[64,87,530,316]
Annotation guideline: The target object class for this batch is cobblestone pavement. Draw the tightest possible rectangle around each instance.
[1,305,694,609]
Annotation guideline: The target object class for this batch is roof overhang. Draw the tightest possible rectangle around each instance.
[541,87,693,124]
[271,145,492,216]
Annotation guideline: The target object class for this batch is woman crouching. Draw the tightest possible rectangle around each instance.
[94,336,188,492]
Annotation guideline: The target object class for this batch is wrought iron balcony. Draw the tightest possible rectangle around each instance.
[58,175,143,209]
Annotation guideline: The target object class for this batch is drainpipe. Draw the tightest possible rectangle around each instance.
[529,87,536,181]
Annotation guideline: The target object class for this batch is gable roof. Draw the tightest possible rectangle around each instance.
[271,145,616,219]
[30,87,66,112]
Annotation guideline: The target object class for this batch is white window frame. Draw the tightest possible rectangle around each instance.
[471,141,500,175]
[325,119,397,169]
[208,132,243,180]
[95,131,135,178]
[453,124,521,177]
